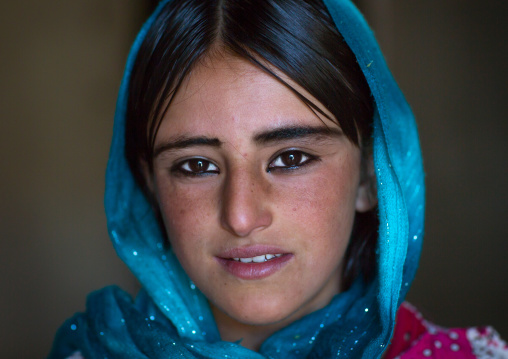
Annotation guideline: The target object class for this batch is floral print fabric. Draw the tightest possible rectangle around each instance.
[385,303,508,359]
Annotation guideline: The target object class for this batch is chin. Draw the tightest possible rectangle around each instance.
[217,294,301,326]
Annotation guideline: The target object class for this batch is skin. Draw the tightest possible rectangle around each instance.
[147,54,375,351]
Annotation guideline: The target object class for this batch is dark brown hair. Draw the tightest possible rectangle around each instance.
[125,0,378,290]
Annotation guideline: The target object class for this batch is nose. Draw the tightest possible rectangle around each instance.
[220,167,273,237]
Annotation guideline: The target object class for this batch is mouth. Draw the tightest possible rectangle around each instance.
[230,253,284,263]
[216,246,293,280]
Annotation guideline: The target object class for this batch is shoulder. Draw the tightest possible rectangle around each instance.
[384,302,508,359]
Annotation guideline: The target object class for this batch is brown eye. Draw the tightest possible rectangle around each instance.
[188,159,207,172]
[178,158,219,175]
[280,151,302,167]
[268,150,315,171]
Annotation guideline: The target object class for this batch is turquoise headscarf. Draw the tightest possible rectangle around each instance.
[49,0,424,357]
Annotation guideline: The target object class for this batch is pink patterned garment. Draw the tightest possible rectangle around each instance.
[384,303,508,359]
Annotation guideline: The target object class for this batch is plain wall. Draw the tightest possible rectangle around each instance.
[0,1,146,357]
[1,1,506,358]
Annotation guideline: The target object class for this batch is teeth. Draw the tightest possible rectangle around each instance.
[252,255,266,263]
[233,254,282,262]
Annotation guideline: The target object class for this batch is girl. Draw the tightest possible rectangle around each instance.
[49,0,507,358]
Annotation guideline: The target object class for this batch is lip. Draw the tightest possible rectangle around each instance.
[216,245,293,280]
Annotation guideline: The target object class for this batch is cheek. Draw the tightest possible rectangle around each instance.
[155,182,216,252]
[276,164,360,233]
[271,157,361,279]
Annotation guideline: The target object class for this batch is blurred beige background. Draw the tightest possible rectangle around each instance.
[1,1,507,358]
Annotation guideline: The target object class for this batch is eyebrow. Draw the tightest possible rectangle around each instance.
[153,136,222,158]
[153,125,342,158]
[254,125,343,144]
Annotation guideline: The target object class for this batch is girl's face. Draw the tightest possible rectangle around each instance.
[150,55,372,333]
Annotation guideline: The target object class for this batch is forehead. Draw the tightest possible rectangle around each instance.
[157,55,338,141]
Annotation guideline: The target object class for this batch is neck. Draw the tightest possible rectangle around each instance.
[210,305,288,351]
[209,269,343,351]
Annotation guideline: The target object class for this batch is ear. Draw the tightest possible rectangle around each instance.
[355,154,377,212]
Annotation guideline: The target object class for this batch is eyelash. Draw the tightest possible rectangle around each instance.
[171,158,219,177]
[267,150,318,173]
[171,150,318,177]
